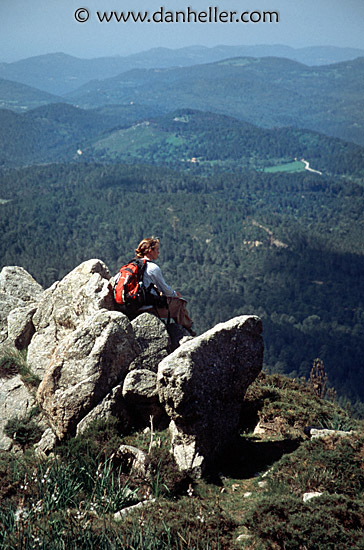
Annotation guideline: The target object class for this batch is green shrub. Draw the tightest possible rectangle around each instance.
[57,416,127,462]
[243,493,364,549]
[0,346,40,388]
[0,347,27,379]
[268,433,364,498]
[241,431,364,548]
[242,372,356,436]
[4,407,42,448]
[148,443,193,499]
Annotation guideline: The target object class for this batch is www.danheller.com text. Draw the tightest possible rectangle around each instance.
[74,6,280,25]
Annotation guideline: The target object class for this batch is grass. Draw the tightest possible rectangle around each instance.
[240,432,364,548]
[240,371,357,438]
[0,373,363,549]
[263,160,306,173]
[4,407,43,449]
[0,346,41,389]
[269,433,364,498]
[94,125,168,156]
[0,415,234,549]
[243,493,364,549]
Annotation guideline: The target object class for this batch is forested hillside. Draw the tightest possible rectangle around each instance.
[0,105,104,166]
[1,163,363,413]
[2,106,364,180]
[1,48,363,415]
[89,109,364,178]
[0,78,61,111]
[67,56,364,145]
[0,102,164,166]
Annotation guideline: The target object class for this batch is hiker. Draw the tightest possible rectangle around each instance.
[135,237,195,335]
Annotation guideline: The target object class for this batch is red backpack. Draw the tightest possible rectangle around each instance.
[114,258,148,309]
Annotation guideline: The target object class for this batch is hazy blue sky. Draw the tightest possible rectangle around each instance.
[1,0,364,62]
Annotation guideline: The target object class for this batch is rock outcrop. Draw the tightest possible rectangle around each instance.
[123,368,166,426]
[0,266,43,345]
[37,309,137,439]
[0,266,44,304]
[34,427,58,458]
[0,261,264,475]
[76,384,131,436]
[113,444,149,477]
[7,305,38,350]
[27,259,114,377]
[129,313,171,372]
[0,374,37,451]
[157,315,264,477]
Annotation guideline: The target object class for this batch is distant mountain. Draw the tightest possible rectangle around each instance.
[67,56,364,146]
[0,103,163,166]
[0,53,133,96]
[0,105,99,165]
[2,104,363,179]
[86,109,364,177]
[0,78,62,112]
[0,44,363,95]
[90,104,166,128]
[113,44,364,69]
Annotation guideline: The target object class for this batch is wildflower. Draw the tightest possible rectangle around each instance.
[14,507,29,522]
[142,487,152,500]
[33,500,43,512]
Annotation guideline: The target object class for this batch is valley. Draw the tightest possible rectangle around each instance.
[0,47,363,414]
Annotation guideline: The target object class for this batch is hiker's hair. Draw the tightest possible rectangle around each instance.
[135,237,160,258]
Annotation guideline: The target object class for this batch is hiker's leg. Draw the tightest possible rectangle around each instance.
[157,297,194,330]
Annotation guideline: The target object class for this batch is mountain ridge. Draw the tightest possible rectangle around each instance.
[2,104,364,179]
[1,44,363,95]
[87,108,364,178]
[66,56,364,146]
[2,54,363,146]
[0,77,63,112]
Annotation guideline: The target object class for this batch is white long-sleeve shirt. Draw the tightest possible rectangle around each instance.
[142,260,177,297]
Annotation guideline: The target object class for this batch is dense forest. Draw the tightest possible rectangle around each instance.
[2,105,364,181]
[89,109,364,178]
[1,162,364,414]
[1,49,364,416]
[1,45,364,550]
[67,56,364,146]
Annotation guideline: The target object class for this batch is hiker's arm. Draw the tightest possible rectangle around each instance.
[148,264,177,297]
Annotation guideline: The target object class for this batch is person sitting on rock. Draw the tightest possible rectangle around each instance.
[135,237,196,335]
